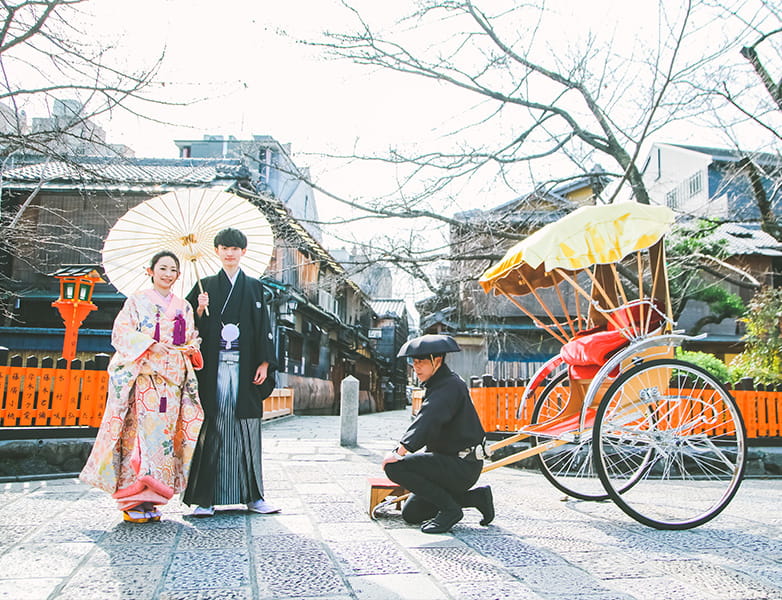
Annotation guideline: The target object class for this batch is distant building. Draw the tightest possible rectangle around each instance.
[369,299,410,410]
[174,135,321,242]
[331,246,393,298]
[642,143,782,359]
[642,143,782,221]
[24,99,134,157]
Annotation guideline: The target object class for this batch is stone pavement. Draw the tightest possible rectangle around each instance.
[0,408,781,600]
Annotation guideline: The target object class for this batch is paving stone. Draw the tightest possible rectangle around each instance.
[252,532,323,553]
[181,512,246,529]
[165,549,250,590]
[101,520,180,546]
[177,526,246,550]
[249,513,315,537]
[522,534,615,555]
[347,573,448,600]
[460,533,565,567]
[564,550,664,579]
[0,523,37,548]
[301,492,355,504]
[27,490,85,501]
[253,494,303,514]
[545,594,633,600]
[24,519,110,544]
[0,499,72,524]
[387,528,469,549]
[0,542,92,578]
[261,479,295,493]
[319,521,388,542]
[410,546,512,582]
[290,452,348,462]
[284,466,335,482]
[532,522,623,546]
[611,532,696,556]
[88,543,175,566]
[254,549,348,597]
[607,575,724,600]
[654,559,782,599]
[330,540,420,575]
[509,564,623,596]
[308,501,372,523]
[634,528,735,551]
[328,462,379,475]
[730,535,782,557]
[0,578,62,600]
[731,564,782,589]
[295,482,343,495]
[54,564,164,600]
[157,589,253,600]
[444,580,546,600]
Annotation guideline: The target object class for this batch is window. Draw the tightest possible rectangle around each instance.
[318,289,338,315]
[665,189,679,209]
[688,172,702,196]
[288,334,302,362]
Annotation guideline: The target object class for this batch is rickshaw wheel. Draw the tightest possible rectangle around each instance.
[593,359,747,530]
[530,371,609,501]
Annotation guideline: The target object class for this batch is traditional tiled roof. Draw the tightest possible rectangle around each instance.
[370,299,407,319]
[0,157,248,190]
[706,223,782,257]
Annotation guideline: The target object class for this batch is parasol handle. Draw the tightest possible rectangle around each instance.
[192,259,209,316]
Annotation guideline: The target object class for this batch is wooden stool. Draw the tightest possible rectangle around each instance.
[368,477,407,516]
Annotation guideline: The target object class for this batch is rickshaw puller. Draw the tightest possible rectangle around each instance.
[382,334,494,534]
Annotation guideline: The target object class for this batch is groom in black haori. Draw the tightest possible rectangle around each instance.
[183,227,280,516]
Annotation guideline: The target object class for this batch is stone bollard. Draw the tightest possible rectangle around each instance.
[340,375,359,447]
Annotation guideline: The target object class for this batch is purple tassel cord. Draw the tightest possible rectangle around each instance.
[153,311,161,342]
[173,312,186,346]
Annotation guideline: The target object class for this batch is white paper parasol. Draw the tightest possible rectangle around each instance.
[102,188,275,299]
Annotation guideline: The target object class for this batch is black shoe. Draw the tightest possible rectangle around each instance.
[474,485,495,526]
[421,508,463,534]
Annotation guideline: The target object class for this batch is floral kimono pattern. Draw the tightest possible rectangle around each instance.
[80,290,204,509]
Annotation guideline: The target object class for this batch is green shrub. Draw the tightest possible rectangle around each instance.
[727,287,782,387]
[674,349,730,383]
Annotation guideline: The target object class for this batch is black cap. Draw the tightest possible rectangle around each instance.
[397,334,461,358]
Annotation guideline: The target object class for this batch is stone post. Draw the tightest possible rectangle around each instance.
[340,375,359,447]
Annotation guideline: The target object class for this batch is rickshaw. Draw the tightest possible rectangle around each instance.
[476,202,746,530]
[371,202,746,531]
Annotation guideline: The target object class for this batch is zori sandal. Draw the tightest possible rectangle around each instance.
[123,509,150,523]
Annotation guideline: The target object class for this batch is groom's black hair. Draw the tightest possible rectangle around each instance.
[213,228,247,249]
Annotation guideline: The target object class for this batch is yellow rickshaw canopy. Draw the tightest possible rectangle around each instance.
[479,202,675,296]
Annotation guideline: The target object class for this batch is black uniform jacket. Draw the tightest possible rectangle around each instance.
[187,269,277,419]
[399,364,485,455]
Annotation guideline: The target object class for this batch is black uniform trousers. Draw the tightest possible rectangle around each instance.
[385,452,483,524]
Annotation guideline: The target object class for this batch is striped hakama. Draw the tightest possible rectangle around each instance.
[212,350,264,504]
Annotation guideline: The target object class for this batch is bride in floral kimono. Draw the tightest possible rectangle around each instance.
[80,250,204,523]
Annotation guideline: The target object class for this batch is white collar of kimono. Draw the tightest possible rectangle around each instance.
[223,268,242,286]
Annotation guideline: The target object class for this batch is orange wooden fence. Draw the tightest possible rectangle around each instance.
[470,386,782,439]
[733,388,782,439]
[0,357,294,428]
